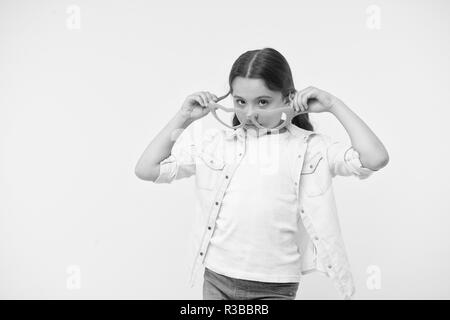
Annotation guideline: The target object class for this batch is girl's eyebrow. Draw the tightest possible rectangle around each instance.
[233,95,273,100]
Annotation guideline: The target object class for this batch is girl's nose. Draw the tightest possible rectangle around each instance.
[245,105,256,117]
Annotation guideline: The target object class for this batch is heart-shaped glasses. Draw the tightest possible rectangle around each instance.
[206,91,308,130]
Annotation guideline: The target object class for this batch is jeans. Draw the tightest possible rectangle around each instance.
[202,267,300,300]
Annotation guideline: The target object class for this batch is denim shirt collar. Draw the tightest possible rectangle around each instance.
[224,122,315,141]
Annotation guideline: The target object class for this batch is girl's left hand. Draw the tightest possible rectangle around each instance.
[290,86,340,113]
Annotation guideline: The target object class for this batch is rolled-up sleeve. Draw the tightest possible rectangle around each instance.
[154,131,197,184]
[322,134,376,180]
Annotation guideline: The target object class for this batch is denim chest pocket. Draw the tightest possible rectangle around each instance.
[195,153,226,190]
[300,151,330,197]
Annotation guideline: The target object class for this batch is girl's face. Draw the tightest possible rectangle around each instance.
[231,77,290,129]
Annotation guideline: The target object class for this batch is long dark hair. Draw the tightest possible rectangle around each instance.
[219,47,314,131]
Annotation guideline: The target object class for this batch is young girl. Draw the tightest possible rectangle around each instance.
[135,47,389,300]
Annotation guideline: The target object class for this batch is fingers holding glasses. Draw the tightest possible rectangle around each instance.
[291,88,312,113]
[288,92,300,112]
[196,92,208,107]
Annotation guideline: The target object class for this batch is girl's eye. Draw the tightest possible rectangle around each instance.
[236,99,269,106]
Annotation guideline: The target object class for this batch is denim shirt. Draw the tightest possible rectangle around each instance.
[154,122,376,299]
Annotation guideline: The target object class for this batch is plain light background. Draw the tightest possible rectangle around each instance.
[1,0,449,299]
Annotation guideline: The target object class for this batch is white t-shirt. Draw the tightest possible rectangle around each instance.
[204,128,302,283]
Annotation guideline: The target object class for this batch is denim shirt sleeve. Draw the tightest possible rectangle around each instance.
[153,129,197,184]
[322,134,376,180]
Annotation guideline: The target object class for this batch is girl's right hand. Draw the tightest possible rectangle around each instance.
[179,91,218,122]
